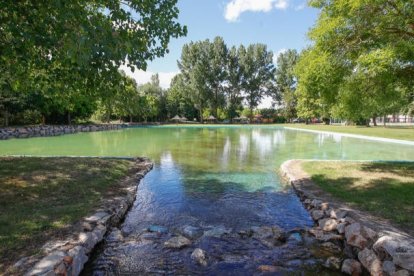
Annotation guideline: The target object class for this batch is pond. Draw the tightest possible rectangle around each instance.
[1,126,413,274]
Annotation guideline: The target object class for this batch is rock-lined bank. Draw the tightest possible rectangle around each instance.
[12,157,153,276]
[281,160,414,276]
[0,124,126,140]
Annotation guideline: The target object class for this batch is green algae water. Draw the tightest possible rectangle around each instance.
[1,126,413,274]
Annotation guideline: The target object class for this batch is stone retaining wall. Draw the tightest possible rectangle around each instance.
[281,160,414,276]
[12,157,153,276]
[0,124,126,140]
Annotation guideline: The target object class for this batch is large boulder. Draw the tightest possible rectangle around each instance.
[358,248,383,276]
[373,236,414,272]
[345,223,377,249]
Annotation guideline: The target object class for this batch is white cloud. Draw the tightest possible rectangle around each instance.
[119,65,178,89]
[273,48,287,64]
[294,2,306,11]
[224,0,289,22]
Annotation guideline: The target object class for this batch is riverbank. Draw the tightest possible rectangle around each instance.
[284,124,414,141]
[0,124,125,140]
[0,157,153,275]
[281,160,414,275]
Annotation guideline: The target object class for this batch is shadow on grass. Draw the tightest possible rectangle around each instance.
[310,173,414,235]
[0,157,133,271]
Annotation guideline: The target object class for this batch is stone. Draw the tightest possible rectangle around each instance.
[341,259,362,275]
[28,251,67,275]
[337,222,347,234]
[358,248,383,276]
[311,199,323,208]
[191,248,207,266]
[148,225,168,234]
[257,265,285,273]
[311,210,325,221]
[85,211,111,224]
[68,246,88,276]
[79,225,106,253]
[393,270,409,276]
[182,226,203,239]
[319,218,338,232]
[309,228,343,242]
[321,242,342,253]
[382,260,396,275]
[323,256,342,270]
[54,262,67,275]
[287,232,303,244]
[204,226,231,238]
[106,229,124,243]
[164,236,191,249]
[251,226,286,246]
[345,223,377,249]
[330,209,348,219]
[320,202,330,211]
[373,236,414,272]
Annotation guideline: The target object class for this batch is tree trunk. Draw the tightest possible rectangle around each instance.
[372,116,377,126]
[383,115,386,127]
[42,115,46,125]
[129,115,133,123]
[67,112,71,125]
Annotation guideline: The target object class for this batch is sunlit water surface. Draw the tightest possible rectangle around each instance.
[1,126,413,274]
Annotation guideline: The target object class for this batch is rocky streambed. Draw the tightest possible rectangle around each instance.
[85,223,345,275]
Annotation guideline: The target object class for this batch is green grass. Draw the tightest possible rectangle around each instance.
[302,161,414,235]
[285,124,414,141]
[0,157,135,271]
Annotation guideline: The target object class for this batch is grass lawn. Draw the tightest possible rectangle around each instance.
[285,124,414,141]
[0,157,135,271]
[301,161,414,235]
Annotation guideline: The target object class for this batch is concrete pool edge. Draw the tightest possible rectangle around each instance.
[280,159,414,275]
[14,157,153,276]
[284,127,414,146]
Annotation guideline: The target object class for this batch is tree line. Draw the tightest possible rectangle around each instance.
[1,0,413,126]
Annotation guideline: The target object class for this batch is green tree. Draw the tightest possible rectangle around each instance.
[239,44,275,119]
[274,49,299,121]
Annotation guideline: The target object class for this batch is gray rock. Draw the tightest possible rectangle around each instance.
[148,225,168,234]
[204,226,231,238]
[323,256,342,270]
[287,232,303,244]
[337,222,347,234]
[330,209,348,219]
[191,248,207,266]
[319,218,338,232]
[373,236,414,272]
[68,246,88,276]
[27,251,67,275]
[85,211,111,224]
[358,248,383,276]
[251,225,286,246]
[164,236,191,249]
[182,226,203,239]
[341,259,362,275]
[382,260,396,275]
[311,210,325,221]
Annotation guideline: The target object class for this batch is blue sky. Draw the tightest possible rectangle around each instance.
[122,0,319,101]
